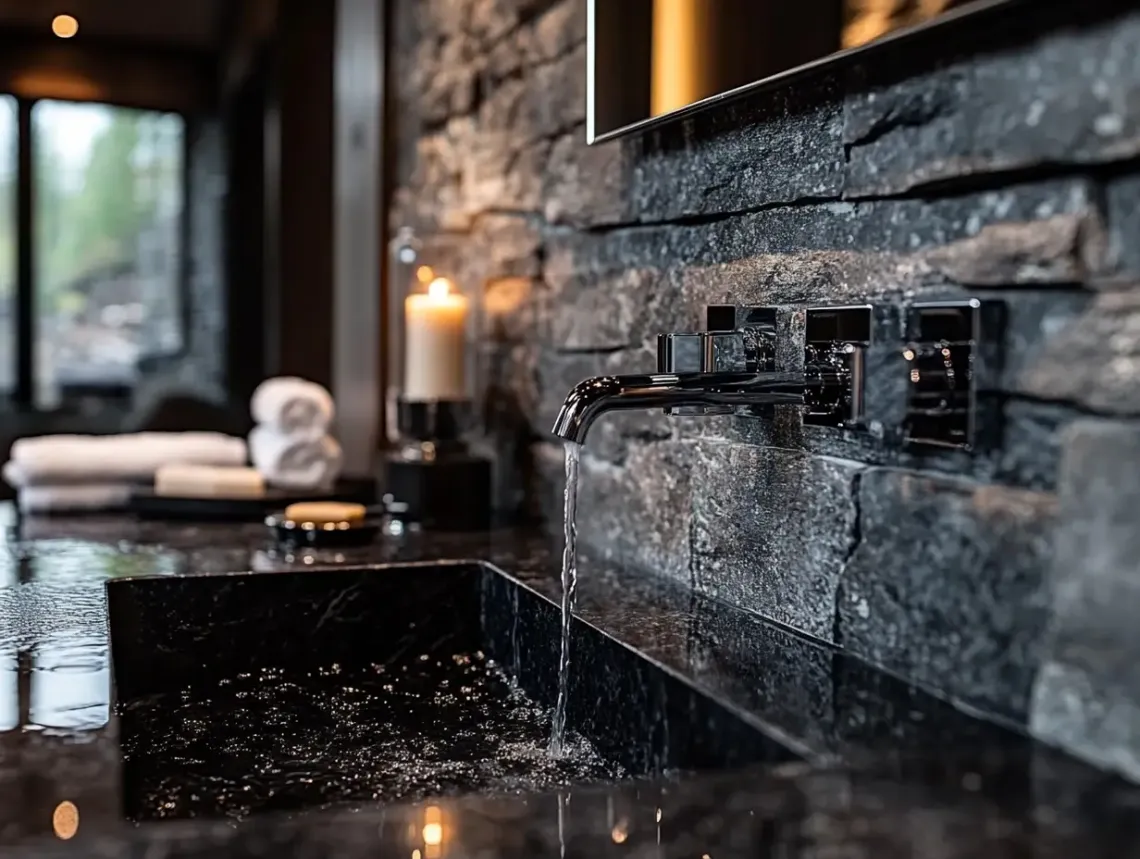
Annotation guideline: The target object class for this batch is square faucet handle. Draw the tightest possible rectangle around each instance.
[656,331,746,374]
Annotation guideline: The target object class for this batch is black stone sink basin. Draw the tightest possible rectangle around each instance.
[107,562,801,821]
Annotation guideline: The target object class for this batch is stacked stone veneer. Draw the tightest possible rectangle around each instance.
[391,0,1140,780]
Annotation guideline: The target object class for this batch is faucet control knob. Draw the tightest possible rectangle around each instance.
[656,331,754,417]
[656,331,747,374]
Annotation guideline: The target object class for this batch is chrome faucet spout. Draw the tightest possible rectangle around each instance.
[550,370,805,445]
[551,321,864,445]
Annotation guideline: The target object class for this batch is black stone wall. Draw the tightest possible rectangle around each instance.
[391,0,1140,779]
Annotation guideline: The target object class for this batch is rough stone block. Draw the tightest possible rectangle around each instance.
[546,269,644,352]
[1031,661,1140,785]
[671,179,1102,307]
[993,399,1072,491]
[533,351,607,434]
[838,468,1056,720]
[471,214,545,279]
[543,133,629,226]
[844,9,1140,196]
[1031,419,1140,781]
[1107,172,1140,278]
[532,439,694,583]
[691,445,863,641]
[921,215,1106,287]
[1021,287,1140,415]
[528,0,585,63]
[542,179,1101,324]
[467,0,565,44]
[462,128,549,219]
[522,44,587,139]
[996,288,1093,394]
[631,74,845,221]
[483,277,539,344]
[417,31,483,126]
[546,71,845,228]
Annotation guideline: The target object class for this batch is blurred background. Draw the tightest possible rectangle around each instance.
[0,0,384,493]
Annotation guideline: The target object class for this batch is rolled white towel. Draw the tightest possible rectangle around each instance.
[9,433,247,486]
[18,484,133,514]
[2,460,20,489]
[251,377,334,440]
[249,426,343,491]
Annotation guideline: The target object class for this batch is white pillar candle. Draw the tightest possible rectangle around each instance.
[404,277,469,402]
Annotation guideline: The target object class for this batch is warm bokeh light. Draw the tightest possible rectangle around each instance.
[423,804,443,847]
[427,277,451,300]
[611,820,629,844]
[842,0,955,48]
[52,801,79,839]
[420,805,444,857]
[10,71,102,101]
[416,265,434,284]
[51,14,79,38]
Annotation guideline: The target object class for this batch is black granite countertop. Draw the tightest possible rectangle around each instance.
[1,502,1139,858]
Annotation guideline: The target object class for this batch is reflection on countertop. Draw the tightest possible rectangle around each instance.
[0,502,1139,857]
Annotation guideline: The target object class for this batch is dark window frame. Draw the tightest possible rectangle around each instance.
[4,93,192,408]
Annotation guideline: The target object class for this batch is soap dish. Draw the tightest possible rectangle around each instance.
[265,510,384,547]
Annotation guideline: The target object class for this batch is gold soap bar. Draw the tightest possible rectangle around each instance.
[283,501,366,525]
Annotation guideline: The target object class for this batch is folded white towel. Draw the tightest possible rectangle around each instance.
[249,426,343,491]
[251,377,335,439]
[18,484,133,513]
[8,432,246,486]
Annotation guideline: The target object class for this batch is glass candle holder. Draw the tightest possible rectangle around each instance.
[386,227,479,447]
[384,227,490,530]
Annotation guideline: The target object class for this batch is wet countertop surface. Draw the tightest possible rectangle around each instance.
[2,502,1139,857]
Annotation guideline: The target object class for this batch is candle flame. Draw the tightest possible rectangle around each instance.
[416,265,434,283]
[428,278,452,300]
[423,823,443,845]
[423,805,443,846]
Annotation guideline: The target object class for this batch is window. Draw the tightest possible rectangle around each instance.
[32,101,185,407]
[0,96,14,396]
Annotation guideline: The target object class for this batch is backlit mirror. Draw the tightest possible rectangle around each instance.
[587,0,1014,143]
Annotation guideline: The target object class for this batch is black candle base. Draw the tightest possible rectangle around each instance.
[382,447,492,531]
[397,400,468,441]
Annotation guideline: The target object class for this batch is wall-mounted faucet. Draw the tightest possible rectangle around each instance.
[551,307,869,445]
[551,299,1004,452]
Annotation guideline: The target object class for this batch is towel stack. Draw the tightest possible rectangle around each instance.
[2,433,248,513]
[248,377,343,491]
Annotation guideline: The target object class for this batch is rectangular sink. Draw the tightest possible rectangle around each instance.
[107,562,800,821]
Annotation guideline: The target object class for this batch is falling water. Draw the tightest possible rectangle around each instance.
[549,441,581,756]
